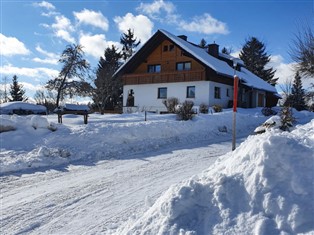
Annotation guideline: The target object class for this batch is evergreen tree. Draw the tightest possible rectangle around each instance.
[93,45,122,113]
[239,37,278,85]
[221,47,231,55]
[284,71,306,111]
[9,75,27,101]
[120,28,141,61]
[199,38,207,48]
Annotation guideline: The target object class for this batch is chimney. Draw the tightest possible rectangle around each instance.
[178,35,187,41]
[208,43,219,58]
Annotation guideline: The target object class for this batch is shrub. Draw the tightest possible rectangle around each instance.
[162,97,179,113]
[199,103,209,114]
[212,105,222,113]
[279,106,295,131]
[261,107,277,116]
[176,100,194,121]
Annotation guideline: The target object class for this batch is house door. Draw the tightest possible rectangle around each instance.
[258,93,264,107]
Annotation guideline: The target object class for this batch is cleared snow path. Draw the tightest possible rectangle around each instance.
[1,139,235,235]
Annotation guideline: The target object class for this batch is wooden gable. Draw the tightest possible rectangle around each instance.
[133,39,206,74]
[117,30,234,86]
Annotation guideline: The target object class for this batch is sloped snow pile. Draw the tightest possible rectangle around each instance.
[118,120,314,235]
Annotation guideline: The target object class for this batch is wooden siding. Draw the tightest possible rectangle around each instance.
[123,70,206,85]
[123,39,208,85]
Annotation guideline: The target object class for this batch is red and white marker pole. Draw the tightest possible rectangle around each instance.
[232,75,239,151]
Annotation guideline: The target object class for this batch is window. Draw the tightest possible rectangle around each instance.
[187,86,195,98]
[176,62,191,71]
[169,44,174,51]
[148,64,161,73]
[163,45,168,52]
[226,88,230,97]
[158,87,167,99]
[214,87,221,99]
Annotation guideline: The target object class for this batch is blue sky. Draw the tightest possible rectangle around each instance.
[1,0,313,100]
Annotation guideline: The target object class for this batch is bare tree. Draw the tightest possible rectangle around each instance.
[46,44,90,107]
[290,23,314,78]
[278,78,293,105]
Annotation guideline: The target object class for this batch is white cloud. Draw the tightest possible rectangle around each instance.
[74,9,109,31]
[0,64,58,81]
[33,1,56,10]
[268,55,296,85]
[114,13,154,44]
[52,15,75,43]
[179,13,229,35]
[79,33,120,59]
[0,34,30,56]
[137,0,176,17]
[33,1,57,17]
[32,46,59,65]
[136,1,228,35]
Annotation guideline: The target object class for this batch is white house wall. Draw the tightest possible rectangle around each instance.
[208,81,233,107]
[123,81,234,113]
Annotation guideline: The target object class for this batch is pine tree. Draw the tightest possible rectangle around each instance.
[93,45,122,113]
[221,47,231,55]
[9,75,27,101]
[284,71,306,111]
[199,38,207,48]
[120,28,141,61]
[239,37,278,86]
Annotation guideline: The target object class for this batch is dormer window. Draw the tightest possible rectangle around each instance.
[148,64,161,73]
[176,62,191,71]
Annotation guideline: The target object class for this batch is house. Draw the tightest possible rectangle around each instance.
[114,29,280,113]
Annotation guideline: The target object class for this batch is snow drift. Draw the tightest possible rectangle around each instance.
[118,120,314,235]
[1,109,272,174]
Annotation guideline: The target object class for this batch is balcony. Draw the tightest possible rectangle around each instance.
[123,69,206,85]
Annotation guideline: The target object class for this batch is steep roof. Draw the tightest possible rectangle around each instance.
[116,29,278,94]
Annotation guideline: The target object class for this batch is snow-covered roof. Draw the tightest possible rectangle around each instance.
[159,29,277,94]
[56,103,90,111]
[115,29,278,94]
[0,101,47,114]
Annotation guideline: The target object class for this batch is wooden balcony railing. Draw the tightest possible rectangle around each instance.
[122,70,206,85]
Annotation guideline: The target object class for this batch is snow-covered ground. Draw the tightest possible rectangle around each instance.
[0,108,313,234]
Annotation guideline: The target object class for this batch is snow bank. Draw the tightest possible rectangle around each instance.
[118,120,314,234]
[0,109,268,174]
[0,108,313,176]
[0,101,47,114]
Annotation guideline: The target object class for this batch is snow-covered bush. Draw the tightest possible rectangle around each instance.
[261,107,277,116]
[162,97,179,113]
[31,115,49,129]
[212,104,222,113]
[199,103,209,114]
[0,117,16,133]
[176,100,195,121]
[279,106,295,131]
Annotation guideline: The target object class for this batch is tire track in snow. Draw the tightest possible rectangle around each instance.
[1,139,233,235]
